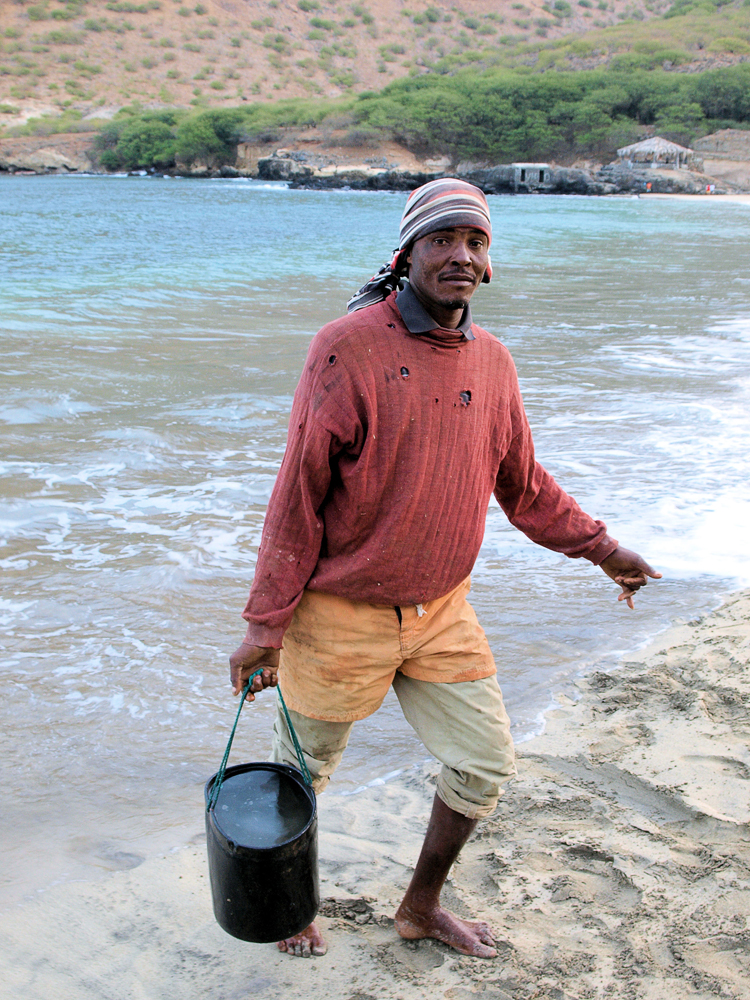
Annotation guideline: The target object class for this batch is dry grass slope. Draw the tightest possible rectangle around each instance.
[0,0,683,124]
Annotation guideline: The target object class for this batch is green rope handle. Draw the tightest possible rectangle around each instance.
[276,682,313,787]
[207,668,312,813]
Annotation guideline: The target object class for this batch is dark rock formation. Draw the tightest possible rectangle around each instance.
[594,163,724,194]
[257,151,619,195]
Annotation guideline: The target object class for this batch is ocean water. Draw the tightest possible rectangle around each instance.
[2,176,750,907]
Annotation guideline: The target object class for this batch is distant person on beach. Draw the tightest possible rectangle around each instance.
[229,179,661,959]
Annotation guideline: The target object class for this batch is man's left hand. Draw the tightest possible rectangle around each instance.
[599,546,662,609]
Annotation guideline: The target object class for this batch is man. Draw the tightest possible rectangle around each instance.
[229,179,661,960]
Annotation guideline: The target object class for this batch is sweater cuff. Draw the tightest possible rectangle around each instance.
[242,622,285,649]
[584,535,619,566]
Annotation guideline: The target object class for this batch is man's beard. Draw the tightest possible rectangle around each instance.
[445,298,468,312]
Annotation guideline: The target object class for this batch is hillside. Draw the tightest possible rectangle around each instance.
[2,0,749,128]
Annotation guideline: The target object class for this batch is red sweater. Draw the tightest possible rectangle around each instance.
[242,292,617,647]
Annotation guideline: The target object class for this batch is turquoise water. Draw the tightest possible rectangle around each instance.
[2,175,750,905]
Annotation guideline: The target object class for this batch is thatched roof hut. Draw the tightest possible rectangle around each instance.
[616,136,699,169]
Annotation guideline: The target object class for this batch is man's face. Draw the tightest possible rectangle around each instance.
[406,226,490,318]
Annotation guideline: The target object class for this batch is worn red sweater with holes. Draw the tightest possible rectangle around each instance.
[242,291,617,647]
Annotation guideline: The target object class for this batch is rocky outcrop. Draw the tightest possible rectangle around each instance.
[235,140,290,177]
[0,133,99,173]
[260,160,431,190]
[692,129,750,192]
[185,146,719,194]
[454,163,617,195]
[255,149,438,190]
[594,162,726,194]
[253,145,740,194]
[694,129,750,160]
[256,149,621,194]
[699,159,750,191]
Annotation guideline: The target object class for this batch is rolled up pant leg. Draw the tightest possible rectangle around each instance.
[392,673,516,820]
[271,703,353,796]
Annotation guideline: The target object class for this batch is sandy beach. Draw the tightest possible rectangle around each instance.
[2,590,749,1000]
[646,193,750,204]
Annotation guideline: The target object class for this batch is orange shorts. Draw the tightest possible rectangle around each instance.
[278,577,497,722]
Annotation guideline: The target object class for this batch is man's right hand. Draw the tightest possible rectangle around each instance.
[229,643,280,701]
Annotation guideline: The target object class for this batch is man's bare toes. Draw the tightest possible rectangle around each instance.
[276,922,327,959]
[472,941,497,959]
[468,920,496,946]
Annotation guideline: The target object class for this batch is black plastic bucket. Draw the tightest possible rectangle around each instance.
[204,761,319,943]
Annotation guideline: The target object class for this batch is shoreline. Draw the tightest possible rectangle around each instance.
[2,132,747,195]
[4,170,747,200]
[1,589,749,998]
[646,192,750,204]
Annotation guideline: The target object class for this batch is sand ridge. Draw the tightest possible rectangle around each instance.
[1,591,749,999]
[646,192,750,204]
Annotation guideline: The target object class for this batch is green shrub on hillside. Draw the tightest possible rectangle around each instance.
[709,35,750,53]
[114,119,175,167]
[609,44,688,69]
[74,59,102,75]
[40,29,84,43]
[351,63,750,159]
[664,0,733,16]
[97,119,175,170]
[87,57,750,172]
[51,4,85,20]
[3,107,92,137]
[692,63,750,120]
[264,33,289,51]
[174,107,246,163]
[94,108,184,168]
[105,1,159,12]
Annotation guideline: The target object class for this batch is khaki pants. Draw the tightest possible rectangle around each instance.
[272,581,516,819]
[278,577,498,722]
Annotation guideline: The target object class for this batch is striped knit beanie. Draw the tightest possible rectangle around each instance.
[347,178,493,314]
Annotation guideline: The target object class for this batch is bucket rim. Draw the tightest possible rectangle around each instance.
[205,761,317,851]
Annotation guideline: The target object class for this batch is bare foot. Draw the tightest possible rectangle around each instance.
[395,903,497,958]
[277,921,327,958]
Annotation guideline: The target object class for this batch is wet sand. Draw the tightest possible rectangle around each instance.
[646,192,750,204]
[2,590,749,1000]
